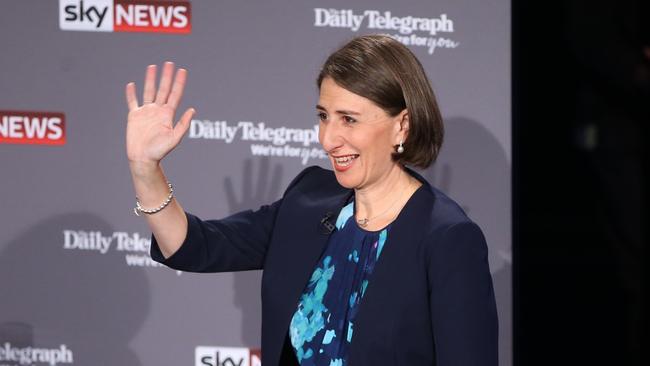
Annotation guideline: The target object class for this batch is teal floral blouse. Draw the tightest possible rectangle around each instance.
[289,201,389,365]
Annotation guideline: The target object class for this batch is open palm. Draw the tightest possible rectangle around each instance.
[125,62,195,165]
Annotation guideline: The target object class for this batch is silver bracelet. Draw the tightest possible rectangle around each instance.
[133,182,174,216]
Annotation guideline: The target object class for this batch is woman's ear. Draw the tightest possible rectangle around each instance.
[396,109,409,139]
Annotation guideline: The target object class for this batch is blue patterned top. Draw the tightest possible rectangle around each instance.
[289,201,389,365]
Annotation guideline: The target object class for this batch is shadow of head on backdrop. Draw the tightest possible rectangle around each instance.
[0,212,150,366]
[420,116,510,272]
[421,116,511,365]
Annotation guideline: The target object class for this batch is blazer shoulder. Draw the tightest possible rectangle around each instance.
[283,165,347,198]
[406,167,475,232]
[417,187,489,277]
[420,185,478,236]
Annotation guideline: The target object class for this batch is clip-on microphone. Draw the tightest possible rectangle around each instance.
[320,212,336,234]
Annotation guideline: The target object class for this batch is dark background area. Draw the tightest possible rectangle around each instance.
[513,0,648,365]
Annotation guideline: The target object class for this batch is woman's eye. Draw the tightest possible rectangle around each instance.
[343,115,357,124]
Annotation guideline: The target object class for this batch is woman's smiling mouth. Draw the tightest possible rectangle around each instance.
[331,154,359,171]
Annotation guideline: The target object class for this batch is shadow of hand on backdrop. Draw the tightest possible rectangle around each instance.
[224,157,284,347]
[224,158,283,213]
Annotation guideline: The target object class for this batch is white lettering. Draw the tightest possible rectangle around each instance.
[313,8,458,55]
[47,117,63,139]
[125,254,163,267]
[115,4,189,28]
[313,8,365,32]
[172,6,188,28]
[0,116,63,140]
[9,116,22,137]
[23,117,49,139]
[149,6,174,27]
[189,120,240,143]
[62,230,112,254]
[114,232,150,252]
[134,4,148,26]
[0,343,74,366]
[115,4,132,26]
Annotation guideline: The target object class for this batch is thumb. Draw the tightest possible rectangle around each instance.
[173,107,195,143]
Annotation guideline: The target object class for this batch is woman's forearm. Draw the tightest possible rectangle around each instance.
[129,161,188,259]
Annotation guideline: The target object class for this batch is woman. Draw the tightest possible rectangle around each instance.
[125,35,498,365]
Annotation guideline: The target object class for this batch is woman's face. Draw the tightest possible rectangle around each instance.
[317,77,407,190]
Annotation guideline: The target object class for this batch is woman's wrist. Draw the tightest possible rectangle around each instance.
[129,160,172,210]
[129,160,162,180]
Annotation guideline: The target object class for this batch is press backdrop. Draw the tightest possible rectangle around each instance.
[0,1,511,365]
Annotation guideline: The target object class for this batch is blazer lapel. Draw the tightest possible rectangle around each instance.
[283,189,353,304]
[264,185,353,361]
[348,172,434,363]
[265,167,434,365]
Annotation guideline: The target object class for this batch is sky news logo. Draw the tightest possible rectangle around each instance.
[59,0,191,34]
[0,110,66,145]
[195,346,261,366]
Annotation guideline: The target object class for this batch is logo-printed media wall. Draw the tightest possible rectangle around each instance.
[0,1,511,365]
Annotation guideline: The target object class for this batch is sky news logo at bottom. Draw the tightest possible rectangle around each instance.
[195,346,261,366]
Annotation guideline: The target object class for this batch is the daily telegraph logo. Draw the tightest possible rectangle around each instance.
[0,110,65,145]
[62,229,181,273]
[0,342,74,366]
[59,0,191,34]
[189,119,328,165]
[313,8,459,55]
[195,346,261,366]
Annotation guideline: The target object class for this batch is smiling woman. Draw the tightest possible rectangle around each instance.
[317,35,444,170]
[125,34,498,366]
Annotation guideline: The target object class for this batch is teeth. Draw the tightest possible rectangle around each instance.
[334,155,358,166]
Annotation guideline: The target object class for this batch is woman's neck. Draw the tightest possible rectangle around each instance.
[353,164,421,230]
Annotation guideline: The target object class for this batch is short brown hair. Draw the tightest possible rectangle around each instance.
[317,34,444,168]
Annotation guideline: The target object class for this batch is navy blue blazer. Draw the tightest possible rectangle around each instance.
[151,166,498,366]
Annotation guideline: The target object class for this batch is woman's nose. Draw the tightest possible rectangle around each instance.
[319,121,344,153]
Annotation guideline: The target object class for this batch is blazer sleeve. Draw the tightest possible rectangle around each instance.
[149,166,318,273]
[427,221,499,365]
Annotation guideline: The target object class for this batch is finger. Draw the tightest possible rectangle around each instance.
[268,163,283,200]
[167,68,187,110]
[155,61,175,105]
[255,157,270,202]
[142,65,157,104]
[242,159,252,204]
[224,177,237,212]
[172,107,195,143]
[125,82,139,111]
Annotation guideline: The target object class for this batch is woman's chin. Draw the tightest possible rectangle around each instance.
[332,170,359,190]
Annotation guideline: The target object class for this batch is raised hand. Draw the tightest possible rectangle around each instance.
[125,62,195,167]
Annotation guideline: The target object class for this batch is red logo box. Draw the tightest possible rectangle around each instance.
[114,0,191,34]
[0,110,66,145]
